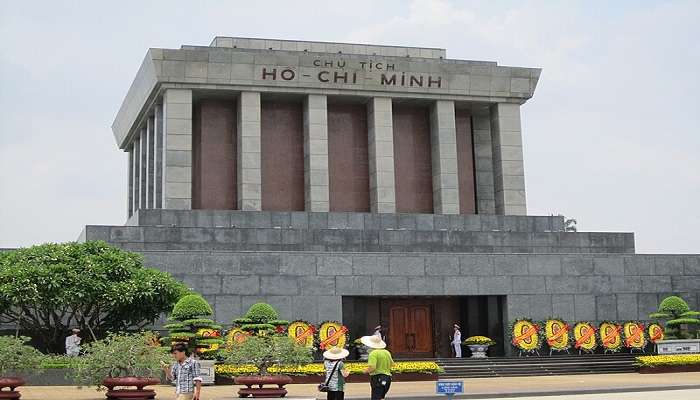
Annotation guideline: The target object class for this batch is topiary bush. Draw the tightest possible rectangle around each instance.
[170,294,214,320]
[650,295,700,339]
[233,303,289,335]
[165,294,224,359]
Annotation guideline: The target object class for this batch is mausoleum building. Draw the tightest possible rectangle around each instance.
[79,37,700,357]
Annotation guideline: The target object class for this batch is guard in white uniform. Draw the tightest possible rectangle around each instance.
[451,324,462,358]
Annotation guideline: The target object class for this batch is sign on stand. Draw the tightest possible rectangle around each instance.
[436,381,464,400]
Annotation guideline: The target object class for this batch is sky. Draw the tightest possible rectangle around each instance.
[0,0,698,253]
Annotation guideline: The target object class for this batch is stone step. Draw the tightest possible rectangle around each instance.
[81,225,633,254]
[127,209,566,233]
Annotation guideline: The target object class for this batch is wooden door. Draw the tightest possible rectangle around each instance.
[387,301,434,357]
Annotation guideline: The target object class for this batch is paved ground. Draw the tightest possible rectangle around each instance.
[15,372,700,399]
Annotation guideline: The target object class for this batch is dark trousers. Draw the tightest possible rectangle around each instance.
[327,391,344,400]
[370,374,392,399]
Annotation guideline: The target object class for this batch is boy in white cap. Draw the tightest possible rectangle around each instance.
[322,347,350,400]
[361,335,394,400]
[451,324,462,358]
[65,328,81,356]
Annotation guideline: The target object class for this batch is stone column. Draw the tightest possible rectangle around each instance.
[146,116,155,208]
[132,135,140,212]
[472,112,496,214]
[237,91,262,210]
[127,146,133,217]
[139,127,147,208]
[303,94,329,212]
[367,97,396,213]
[490,103,527,215]
[154,103,164,208]
[429,100,460,214]
[162,89,193,209]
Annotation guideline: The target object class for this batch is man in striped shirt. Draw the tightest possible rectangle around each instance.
[162,343,203,400]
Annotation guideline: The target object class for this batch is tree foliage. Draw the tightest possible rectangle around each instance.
[650,295,700,339]
[70,332,170,388]
[222,335,313,375]
[0,241,189,352]
[164,294,224,360]
[0,336,45,376]
[233,303,289,334]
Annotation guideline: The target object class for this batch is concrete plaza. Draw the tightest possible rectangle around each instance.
[16,372,700,399]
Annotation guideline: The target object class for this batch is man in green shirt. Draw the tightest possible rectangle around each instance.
[361,335,395,400]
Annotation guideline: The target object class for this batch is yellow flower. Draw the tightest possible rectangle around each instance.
[215,361,442,376]
[636,354,700,367]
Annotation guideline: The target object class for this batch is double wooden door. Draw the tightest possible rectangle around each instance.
[385,300,434,358]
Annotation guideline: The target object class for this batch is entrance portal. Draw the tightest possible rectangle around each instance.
[384,300,434,358]
[342,296,506,358]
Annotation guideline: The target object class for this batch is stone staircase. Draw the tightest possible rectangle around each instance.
[434,354,638,378]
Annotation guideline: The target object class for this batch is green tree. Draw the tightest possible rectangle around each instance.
[223,335,313,375]
[650,295,700,339]
[164,294,224,359]
[0,241,189,353]
[233,303,289,334]
[71,332,170,388]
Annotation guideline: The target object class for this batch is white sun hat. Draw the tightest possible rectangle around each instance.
[323,346,350,360]
[360,335,387,349]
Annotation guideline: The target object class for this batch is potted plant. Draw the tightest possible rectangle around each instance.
[223,335,313,398]
[71,332,169,400]
[164,294,224,384]
[0,336,44,399]
[463,336,496,358]
[650,295,700,355]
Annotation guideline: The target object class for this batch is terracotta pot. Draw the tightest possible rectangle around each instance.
[102,377,160,400]
[0,377,25,399]
[234,375,293,398]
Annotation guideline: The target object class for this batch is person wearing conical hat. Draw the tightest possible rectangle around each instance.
[361,335,394,400]
[451,324,462,358]
[322,347,350,400]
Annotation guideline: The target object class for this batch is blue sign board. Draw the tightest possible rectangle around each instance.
[436,381,464,395]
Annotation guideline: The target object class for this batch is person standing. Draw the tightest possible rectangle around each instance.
[322,346,350,400]
[162,343,203,400]
[65,328,81,356]
[451,324,462,358]
[361,335,394,400]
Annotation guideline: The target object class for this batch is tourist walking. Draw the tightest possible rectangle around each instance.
[162,343,203,400]
[361,335,395,400]
[65,328,81,356]
[321,346,350,400]
[451,324,462,358]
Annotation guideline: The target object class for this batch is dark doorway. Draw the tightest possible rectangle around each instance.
[342,296,505,358]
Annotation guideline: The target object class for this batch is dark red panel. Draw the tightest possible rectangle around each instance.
[328,103,370,212]
[455,110,477,214]
[392,105,433,213]
[261,100,305,211]
[192,99,237,209]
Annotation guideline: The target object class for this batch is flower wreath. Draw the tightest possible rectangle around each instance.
[225,327,250,350]
[544,318,571,351]
[287,320,317,348]
[598,321,623,352]
[622,321,647,350]
[572,321,597,352]
[647,323,664,344]
[509,318,543,353]
[318,321,349,350]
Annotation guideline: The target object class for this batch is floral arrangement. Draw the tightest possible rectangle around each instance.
[510,318,542,353]
[216,361,442,377]
[636,354,700,368]
[622,321,647,350]
[287,320,316,348]
[544,319,571,351]
[599,321,623,352]
[164,294,224,359]
[572,322,597,352]
[463,336,496,346]
[225,328,250,350]
[647,323,665,343]
[318,321,348,350]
